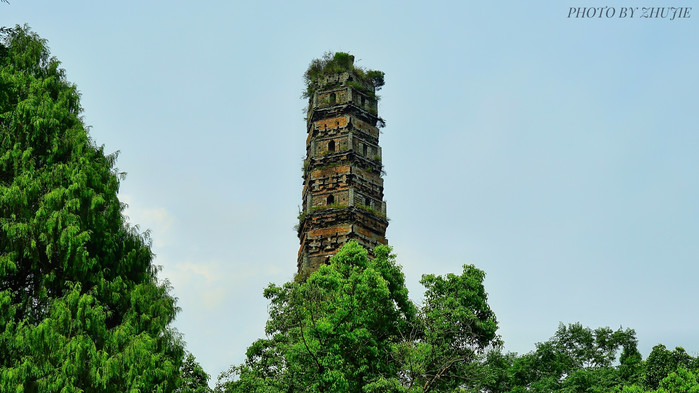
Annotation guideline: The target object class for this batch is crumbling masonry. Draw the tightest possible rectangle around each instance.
[297,55,388,273]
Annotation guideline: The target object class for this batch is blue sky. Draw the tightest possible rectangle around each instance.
[3,0,698,383]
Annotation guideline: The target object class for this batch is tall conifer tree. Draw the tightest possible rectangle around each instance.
[0,26,184,391]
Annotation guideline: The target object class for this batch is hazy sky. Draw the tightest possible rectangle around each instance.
[3,0,698,384]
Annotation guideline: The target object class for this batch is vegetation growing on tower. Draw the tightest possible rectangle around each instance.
[302,51,385,100]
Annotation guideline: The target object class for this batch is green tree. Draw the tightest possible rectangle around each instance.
[396,265,500,392]
[505,323,639,393]
[474,331,698,393]
[620,368,699,393]
[656,368,699,393]
[218,242,417,392]
[460,348,517,393]
[178,353,212,393]
[0,26,184,391]
[646,345,695,390]
[217,242,500,393]
[618,335,644,388]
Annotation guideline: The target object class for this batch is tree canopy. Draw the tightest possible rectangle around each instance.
[216,242,500,392]
[216,240,699,393]
[463,324,699,393]
[0,25,185,391]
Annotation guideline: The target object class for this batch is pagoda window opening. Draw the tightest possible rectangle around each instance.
[327,194,335,205]
[328,140,336,152]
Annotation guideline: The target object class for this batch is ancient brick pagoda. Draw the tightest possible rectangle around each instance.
[297,54,388,273]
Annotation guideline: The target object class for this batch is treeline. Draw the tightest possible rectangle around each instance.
[214,242,698,393]
[466,326,699,393]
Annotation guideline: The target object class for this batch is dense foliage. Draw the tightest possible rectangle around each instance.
[0,26,185,391]
[216,242,500,392]
[464,324,699,393]
[219,241,699,392]
[177,353,212,393]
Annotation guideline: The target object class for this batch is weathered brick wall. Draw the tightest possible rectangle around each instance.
[349,175,383,202]
[314,116,349,131]
[313,136,349,156]
[310,190,350,207]
[298,209,388,272]
[316,89,350,107]
[351,138,380,160]
[351,117,379,139]
[350,91,378,113]
[309,166,351,193]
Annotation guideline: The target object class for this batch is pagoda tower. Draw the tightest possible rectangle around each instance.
[297,53,388,273]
